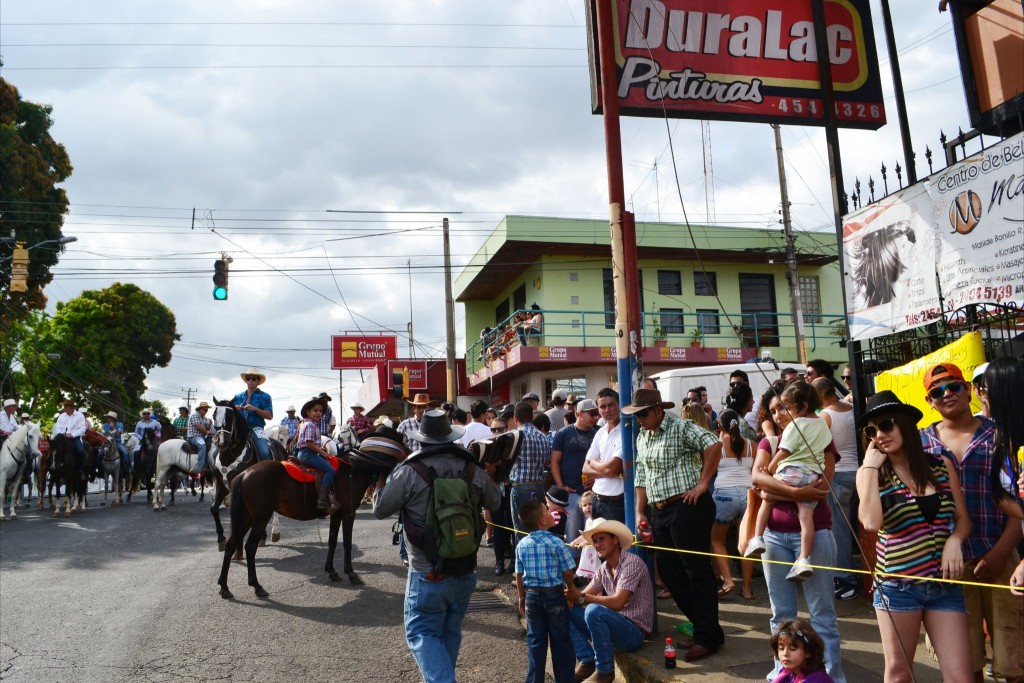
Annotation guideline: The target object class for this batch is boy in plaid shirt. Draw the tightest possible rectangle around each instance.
[515,499,581,683]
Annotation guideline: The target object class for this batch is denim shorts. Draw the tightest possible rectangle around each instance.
[712,486,749,525]
[872,579,966,613]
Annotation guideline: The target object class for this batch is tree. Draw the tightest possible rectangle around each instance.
[0,76,73,316]
[35,283,180,418]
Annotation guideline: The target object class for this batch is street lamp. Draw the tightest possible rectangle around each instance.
[1,235,78,263]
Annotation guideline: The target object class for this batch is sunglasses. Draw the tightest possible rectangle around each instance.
[634,408,652,419]
[927,381,964,400]
[490,427,506,433]
[583,410,599,418]
[841,375,852,382]
[863,418,897,440]
[245,375,260,381]
[729,381,744,388]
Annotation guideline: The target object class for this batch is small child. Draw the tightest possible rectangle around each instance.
[294,397,339,514]
[745,382,832,581]
[545,485,569,539]
[515,499,580,683]
[570,491,600,582]
[769,618,834,683]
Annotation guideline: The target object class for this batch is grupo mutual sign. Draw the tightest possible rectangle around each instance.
[587,0,886,129]
[331,335,397,369]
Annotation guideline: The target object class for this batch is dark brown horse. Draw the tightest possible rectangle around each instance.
[127,427,158,504]
[46,434,91,516]
[217,457,369,599]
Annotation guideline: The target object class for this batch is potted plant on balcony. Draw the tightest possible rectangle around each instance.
[652,326,668,348]
[689,327,704,348]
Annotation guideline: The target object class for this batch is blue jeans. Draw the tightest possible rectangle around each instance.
[762,528,846,683]
[591,494,625,524]
[525,590,575,683]
[253,434,271,461]
[873,579,966,613]
[569,603,645,674]
[188,436,208,471]
[564,492,583,558]
[510,482,545,544]
[296,447,335,489]
[827,471,857,583]
[114,440,130,471]
[517,328,541,346]
[404,570,477,683]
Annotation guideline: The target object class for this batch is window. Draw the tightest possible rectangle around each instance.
[513,283,526,313]
[798,275,821,323]
[696,308,721,335]
[660,308,684,334]
[604,268,644,329]
[570,295,580,305]
[569,272,578,282]
[495,298,510,324]
[657,270,682,295]
[738,273,779,346]
[694,271,717,296]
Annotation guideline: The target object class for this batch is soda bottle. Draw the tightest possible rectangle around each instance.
[664,637,677,669]
[638,520,653,544]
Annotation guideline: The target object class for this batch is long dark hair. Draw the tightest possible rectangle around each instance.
[756,379,788,437]
[985,357,1024,507]
[718,409,745,458]
[770,618,826,674]
[726,383,753,413]
[872,412,941,493]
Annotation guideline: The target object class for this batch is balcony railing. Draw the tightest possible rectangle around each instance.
[467,308,847,375]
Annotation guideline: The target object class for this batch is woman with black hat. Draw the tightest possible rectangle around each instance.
[856,390,972,683]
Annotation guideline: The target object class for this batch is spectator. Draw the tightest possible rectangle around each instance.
[583,388,625,524]
[545,389,568,428]
[459,400,491,447]
[488,417,515,574]
[398,393,434,454]
[726,382,758,441]
[509,402,552,542]
[551,398,599,557]
[517,304,543,346]
[532,412,551,436]
[683,402,712,431]
[522,392,541,414]
[711,408,756,600]
[781,368,801,385]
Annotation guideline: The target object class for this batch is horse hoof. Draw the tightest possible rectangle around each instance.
[328,571,342,582]
[253,585,269,598]
[271,531,281,543]
[63,511,71,517]
[52,511,59,518]
[219,587,233,600]
[218,540,227,552]
[348,573,365,586]
[258,538,265,548]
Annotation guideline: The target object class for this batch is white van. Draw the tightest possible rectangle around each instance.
[651,361,783,417]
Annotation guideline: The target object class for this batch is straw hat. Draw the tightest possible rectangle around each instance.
[240,368,267,385]
[196,401,211,410]
[581,518,634,550]
[105,411,118,420]
[407,393,435,407]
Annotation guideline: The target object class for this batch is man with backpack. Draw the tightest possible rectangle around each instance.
[373,408,503,683]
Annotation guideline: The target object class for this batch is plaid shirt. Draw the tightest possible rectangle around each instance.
[635,416,718,503]
[280,416,299,438]
[515,529,575,587]
[510,422,551,484]
[186,412,212,439]
[347,413,372,436]
[920,418,1005,561]
[398,416,421,453]
[172,416,188,436]
[296,419,321,449]
[316,405,333,438]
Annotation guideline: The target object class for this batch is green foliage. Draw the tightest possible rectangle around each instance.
[0,76,73,317]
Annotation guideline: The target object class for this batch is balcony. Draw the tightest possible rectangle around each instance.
[466,308,847,385]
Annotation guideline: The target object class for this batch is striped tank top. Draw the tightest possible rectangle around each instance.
[875,455,955,582]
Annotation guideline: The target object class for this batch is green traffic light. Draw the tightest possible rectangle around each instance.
[213,286,228,300]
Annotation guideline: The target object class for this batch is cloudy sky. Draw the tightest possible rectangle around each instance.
[2,0,974,417]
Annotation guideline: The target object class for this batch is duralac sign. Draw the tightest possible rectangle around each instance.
[331,335,397,369]
[587,0,886,129]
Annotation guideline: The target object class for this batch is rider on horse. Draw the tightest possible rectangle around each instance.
[53,397,88,477]
[133,408,162,457]
[0,398,20,452]
[295,397,340,514]
[233,367,273,462]
[186,401,213,472]
[101,411,131,472]
[172,405,189,438]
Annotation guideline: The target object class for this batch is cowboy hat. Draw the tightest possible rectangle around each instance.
[581,518,634,550]
[407,393,435,407]
[105,411,118,420]
[140,408,152,416]
[196,401,211,410]
[621,388,675,415]
[178,405,189,411]
[300,396,327,419]
[3,398,16,408]
[61,397,76,405]
[351,402,364,410]
[240,367,267,385]
[286,405,296,412]
[373,415,393,428]
[317,391,332,402]
[856,390,924,429]
[408,408,465,444]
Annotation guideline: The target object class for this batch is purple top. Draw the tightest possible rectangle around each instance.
[770,670,835,683]
[758,437,839,534]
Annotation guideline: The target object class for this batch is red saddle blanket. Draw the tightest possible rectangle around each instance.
[282,455,343,483]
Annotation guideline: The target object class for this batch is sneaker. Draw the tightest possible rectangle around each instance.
[834,580,857,600]
[786,557,814,582]
[744,536,767,558]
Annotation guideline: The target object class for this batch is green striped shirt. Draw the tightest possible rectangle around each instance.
[635,416,719,504]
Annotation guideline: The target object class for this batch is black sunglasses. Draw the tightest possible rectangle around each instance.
[583,410,600,418]
[928,381,964,400]
[729,381,744,388]
[245,375,260,381]
[490,427,506,433]
[864,418,897,440]
[841,375,852,382]
[634,408,652,419]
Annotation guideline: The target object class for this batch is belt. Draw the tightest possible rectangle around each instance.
[592,493,624,502]
[509,481,544,487]
[525,585,565,593]
[653,493,686,510]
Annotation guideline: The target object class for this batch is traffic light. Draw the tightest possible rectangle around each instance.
[391,367,410,399]
[401,367,409,398]
[10,242,29,293]
[212,257,229,300]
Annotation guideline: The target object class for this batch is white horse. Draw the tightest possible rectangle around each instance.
[152,438,205,511]
[1,423,43,520]
[265,424,291,452]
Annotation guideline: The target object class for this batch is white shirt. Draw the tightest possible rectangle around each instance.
[460,420,492,447]
[822,405,858,473]
[1,409,19,435]
[585,422,623,496]
[53,409,88,438]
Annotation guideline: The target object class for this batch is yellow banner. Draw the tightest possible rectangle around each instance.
[874,331,986,428]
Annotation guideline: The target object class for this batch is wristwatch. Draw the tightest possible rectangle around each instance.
[577,595,586,606]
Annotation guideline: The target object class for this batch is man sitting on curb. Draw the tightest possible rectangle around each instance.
[568,518,654,683]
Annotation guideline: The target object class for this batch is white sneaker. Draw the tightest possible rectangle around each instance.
[744,536,767,558]
[786,557,814,582]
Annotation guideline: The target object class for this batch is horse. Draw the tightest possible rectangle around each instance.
[0,423,43,520]
[216,454,371,599]
[47,434,91,516]
[128,428,158,504]
[333,423,361,452]
[207,399,287,551]
[152,437,208,511]
[93,433,125,505]
[265,424,291,454]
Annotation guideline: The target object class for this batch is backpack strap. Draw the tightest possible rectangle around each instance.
[404,455,480,575]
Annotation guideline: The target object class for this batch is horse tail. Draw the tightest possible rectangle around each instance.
[228,472,247,545]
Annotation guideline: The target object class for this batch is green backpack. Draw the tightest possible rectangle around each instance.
[407,457,482,573]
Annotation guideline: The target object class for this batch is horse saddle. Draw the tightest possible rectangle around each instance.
[468,429,522,483]
[283,455,342,483]
[180,441,199,455]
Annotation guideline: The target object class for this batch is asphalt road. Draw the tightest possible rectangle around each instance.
[0,489,527,683]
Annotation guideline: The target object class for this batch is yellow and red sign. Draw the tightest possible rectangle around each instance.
[588,0,885,129]
[331,335,397,369]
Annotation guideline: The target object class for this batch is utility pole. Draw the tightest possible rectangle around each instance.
[181,387,197,409]
[772,123,807,365]
[408,259,416,358]
[443,217,457,403]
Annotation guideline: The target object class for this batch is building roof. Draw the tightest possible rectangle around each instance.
[455,215,838,301]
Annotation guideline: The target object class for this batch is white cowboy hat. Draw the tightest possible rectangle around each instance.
[140,408,152,417]
[351,402,364,410]
[105,411,118,419]
[178,405,189,411]
[3,398,16,408]
[373,415,393,428]
[581,518,634,551]
[286,405,296,412]
[240,368,267,385]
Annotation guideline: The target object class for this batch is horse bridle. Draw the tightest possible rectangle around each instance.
[212,406,253,480]
[4,432,36,467]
